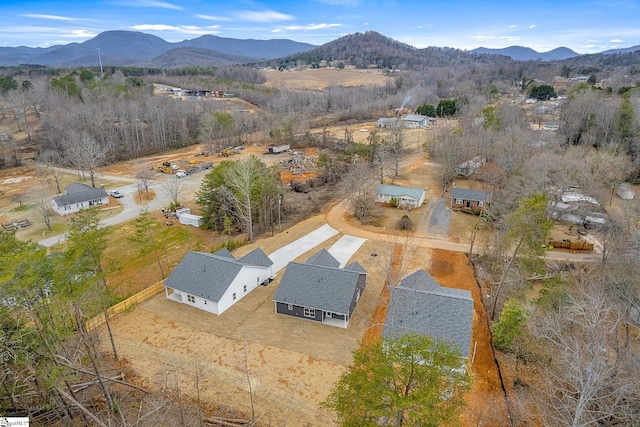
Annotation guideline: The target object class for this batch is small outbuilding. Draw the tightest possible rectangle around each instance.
[617,184,635,200]
[175,207,203,227]
[376,117,398,128]
[375,184,426,208]
[456,156,486,177]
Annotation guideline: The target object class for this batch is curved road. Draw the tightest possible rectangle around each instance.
[38,165,602,264]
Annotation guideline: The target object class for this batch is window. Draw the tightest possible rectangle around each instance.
[304,308,315,318]
[478,200,484,207]
[287,304,293,311]
[187,295,195,303]
[243,284,247,292]
[233,292,237,300]
[455,198,464,204]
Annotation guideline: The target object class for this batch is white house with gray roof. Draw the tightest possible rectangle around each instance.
[273,249,367,328]
[164,247,274,315]
[401,114,431,128]
[51,183,109,216]
[383,269,473,359]
[375,184,426,208]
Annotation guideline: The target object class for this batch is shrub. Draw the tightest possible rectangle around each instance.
[397,214,413,230]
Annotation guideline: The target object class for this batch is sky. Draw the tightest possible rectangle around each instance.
[2,0,640,54]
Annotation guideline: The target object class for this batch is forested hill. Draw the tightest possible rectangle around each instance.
[269,31,514,70]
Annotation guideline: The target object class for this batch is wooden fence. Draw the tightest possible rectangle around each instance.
[85,281,164,332]
[548,240,594,251]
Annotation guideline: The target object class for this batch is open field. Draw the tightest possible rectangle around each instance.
[262,68,392,90]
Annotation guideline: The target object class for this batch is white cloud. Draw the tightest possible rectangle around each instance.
[509,25,517,28]
[609,38,624,43]
[110,0,183,10]
[61,29,99,38]
[313,0,360,6]
[21,14,75,21]
[529,24,536,29]
[283,23,341,31]
[472,35,520,42]
[234,10,295,22]
[196,14,234,22]
[130,24,218,35]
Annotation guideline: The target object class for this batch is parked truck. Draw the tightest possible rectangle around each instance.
[268,144,291,154]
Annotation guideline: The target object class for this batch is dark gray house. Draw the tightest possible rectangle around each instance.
[383,269,474,359]
[273,249,367,328]
[164,247,274,315]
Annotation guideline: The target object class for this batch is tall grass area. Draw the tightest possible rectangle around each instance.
[104,214,225,298]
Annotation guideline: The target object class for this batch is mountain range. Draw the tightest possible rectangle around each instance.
[1,30,639,68]
[469,46,580,61]
[0,30,316,68]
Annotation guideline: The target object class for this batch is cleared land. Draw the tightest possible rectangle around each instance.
[262,68,392,90]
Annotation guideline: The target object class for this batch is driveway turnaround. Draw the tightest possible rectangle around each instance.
[268,223,338,272]
[328,235,367,267]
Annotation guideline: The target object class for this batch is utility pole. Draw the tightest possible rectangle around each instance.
[97,48,104,76]
[278,194,282,233]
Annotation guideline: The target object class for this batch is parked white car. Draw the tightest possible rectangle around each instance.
[176,170,187,178]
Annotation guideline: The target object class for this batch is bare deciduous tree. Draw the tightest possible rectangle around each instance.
[66,132,107,188]
[161,177,185,208]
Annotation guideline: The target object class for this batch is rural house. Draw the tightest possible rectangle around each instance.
[164,247,274,316]
[375,184,426,208]
[376,117,398,128]
[273,249,367,328]
[51,183,109,216]
[383,269,474,359]
[450,188,492,213]
[401,114,430,128]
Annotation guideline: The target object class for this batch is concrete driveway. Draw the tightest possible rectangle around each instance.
[328,235,367,267]
[268,223,338,272]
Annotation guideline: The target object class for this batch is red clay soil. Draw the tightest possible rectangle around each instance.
[360,243,404,347]
[429,249,510,426]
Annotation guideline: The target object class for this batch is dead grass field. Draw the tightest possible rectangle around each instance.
[262,68,392,90]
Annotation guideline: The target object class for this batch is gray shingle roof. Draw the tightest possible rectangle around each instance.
[273,261,364,314]
[375,184,425,201]
[383,269,474,358]
[344,261,367,274]
[450,188,492,203]
[238,248,273,268]
[52,183,108,207]
[305,249,340,268]
[164,251,243,302]
[212,248,235,259]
